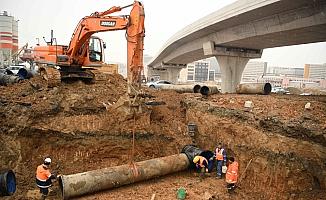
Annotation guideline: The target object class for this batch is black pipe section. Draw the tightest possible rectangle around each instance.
[200,86,219,96]
[0,73,22,86]
[0,170,16,196]
[200,86,210,96]
[193,84,201,93]
[181,144,203,169]
[17,68,36,79]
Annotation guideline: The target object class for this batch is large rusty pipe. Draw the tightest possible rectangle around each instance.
[159,84,201,93]
[200,85,219,96]
[236,83,272,95]
[59,154,190,199]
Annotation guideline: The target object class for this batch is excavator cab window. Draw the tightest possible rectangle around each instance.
[89,37,103,62]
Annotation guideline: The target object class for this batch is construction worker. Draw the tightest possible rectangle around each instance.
[35,157,57,200]
[215,143,227,178]
[225,157,239,193]
[193,155,208,178]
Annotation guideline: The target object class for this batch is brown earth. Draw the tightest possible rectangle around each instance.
[0,75,325,200]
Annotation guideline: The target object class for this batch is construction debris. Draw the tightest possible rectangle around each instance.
[244,101,253,108]
[305,102,311,109]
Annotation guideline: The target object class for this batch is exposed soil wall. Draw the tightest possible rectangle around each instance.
[0,75,325,199]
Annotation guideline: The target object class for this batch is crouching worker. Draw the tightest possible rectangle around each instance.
[36,157,57,200]
[225,157,239,194]
[193,155,208,179]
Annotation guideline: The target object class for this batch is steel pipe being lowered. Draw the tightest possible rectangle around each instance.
[159,84,202,93]
[200,85,219,96]
[59,154,190,199]
[236,83,272,95]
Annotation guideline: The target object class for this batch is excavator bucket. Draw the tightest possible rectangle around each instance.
[39,66,61,87]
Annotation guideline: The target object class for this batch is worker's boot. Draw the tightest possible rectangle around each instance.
[227,184,236,194]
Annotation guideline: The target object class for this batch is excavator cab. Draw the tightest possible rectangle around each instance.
[82,36,106,67]
[89,37,104,63]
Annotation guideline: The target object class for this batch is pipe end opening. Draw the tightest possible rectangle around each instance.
[58,176,64,198]
[193,85,201,93]
[264,83,272,95]
[200,86,209,96]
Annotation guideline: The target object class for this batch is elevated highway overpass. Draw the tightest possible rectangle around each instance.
[148,0,326,93]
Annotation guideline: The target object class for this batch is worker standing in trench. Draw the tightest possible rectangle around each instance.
[193,155,209,179]
[225,157,239,193]
[35,157,57,200]
[215,143,227,178]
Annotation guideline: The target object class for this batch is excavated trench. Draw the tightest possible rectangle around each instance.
[184,97,326,199]
[0,76,325,199]
[0,128,183,199]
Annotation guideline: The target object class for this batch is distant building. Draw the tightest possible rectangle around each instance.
[241,61,267,82]
[206,57,221,82]
[304,63,326,79]
[0,11,19,67]
[240,61,325,89]
[179,59,213,82]
[194,60,209,81]
[267,66,304,78]
[208,70,215,81]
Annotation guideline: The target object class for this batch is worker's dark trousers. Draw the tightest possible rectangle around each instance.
[36,178,52,197]
[39,187,49,195]
[216,160,223,177]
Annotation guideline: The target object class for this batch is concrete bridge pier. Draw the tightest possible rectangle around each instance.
[203,41,263,93]
[216,56,249,93]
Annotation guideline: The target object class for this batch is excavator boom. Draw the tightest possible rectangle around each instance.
[64,1,145,84]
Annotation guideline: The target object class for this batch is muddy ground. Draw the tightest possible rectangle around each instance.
[0,74,325,200]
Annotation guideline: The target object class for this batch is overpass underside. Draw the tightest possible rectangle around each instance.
[149,0,326,93]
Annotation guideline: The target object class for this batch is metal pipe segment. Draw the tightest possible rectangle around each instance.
[236,83,272,95]
[200,85,219,96]
[59,154,190,199]
[0,73,22,86]
[159,84,202,93]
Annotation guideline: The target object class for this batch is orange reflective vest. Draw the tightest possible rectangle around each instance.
[215,148,224,161]
[36,165,51,181]
[197,156,208,168]
[226,161,238,184]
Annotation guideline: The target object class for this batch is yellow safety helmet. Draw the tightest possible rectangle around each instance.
[193,156,200,163]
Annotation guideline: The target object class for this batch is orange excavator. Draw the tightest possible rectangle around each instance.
[33,1,145,88]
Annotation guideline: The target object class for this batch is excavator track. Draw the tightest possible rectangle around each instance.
[39,67,61,87]
[87,69,108,83]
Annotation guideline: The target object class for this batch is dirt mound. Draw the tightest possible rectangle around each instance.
[0,76,325,199]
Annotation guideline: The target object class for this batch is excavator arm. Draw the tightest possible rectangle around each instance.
[66,1,145,85]
[66,16,129,65]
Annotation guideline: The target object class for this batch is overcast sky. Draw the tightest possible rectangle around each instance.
[2,0,326,67]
